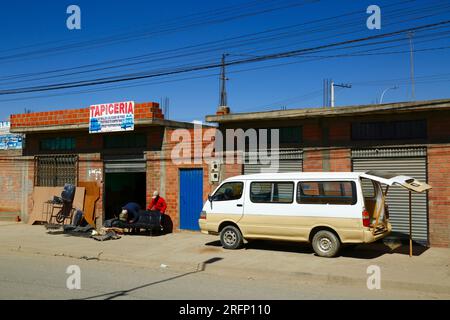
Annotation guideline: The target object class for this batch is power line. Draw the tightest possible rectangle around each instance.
[1,19,449,96]
[1,52,449,104]
[0,0,437,83]
[0,0,316,63]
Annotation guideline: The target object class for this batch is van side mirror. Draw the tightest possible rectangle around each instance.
[208,194,213,210]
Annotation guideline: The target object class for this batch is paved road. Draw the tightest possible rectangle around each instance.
[0,251,442,300]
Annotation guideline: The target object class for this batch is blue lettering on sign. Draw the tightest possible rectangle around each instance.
[0,135,23,150]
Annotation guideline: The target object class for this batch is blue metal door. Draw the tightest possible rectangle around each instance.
[180,169,203,230]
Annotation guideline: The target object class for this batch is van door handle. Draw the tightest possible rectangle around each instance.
[236,204,243,207]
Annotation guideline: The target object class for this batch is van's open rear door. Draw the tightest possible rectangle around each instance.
[360,170,432,257]
[360,170,431,193]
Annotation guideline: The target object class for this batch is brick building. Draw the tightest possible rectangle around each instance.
[206,99,450,248]
[0,102,224,231]
[0,98,449,248]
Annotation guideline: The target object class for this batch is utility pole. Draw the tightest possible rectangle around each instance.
[330,80,352,107]
[219,53,229,108]
[323,79,330,107]
[408,32,416,100]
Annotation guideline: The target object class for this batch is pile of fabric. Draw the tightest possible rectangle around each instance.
[91,228,123,241]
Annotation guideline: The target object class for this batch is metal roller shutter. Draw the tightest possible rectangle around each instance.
[352,148,428,244]
[104,154,146,173]
[244,149,303,174]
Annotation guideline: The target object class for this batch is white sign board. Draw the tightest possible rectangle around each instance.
[0,121,23,150]
[89,101,135,134]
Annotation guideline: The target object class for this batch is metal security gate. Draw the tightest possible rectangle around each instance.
[352,147,428,244]
[244,149,303,174]
[35,155,78,186]
[180,169,203,231]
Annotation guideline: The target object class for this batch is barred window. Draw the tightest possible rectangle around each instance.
[35,155,78,187]
[351,120,426,140]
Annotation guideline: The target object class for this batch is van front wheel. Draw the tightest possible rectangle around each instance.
[220,226,243,249]
[312,230,341,257]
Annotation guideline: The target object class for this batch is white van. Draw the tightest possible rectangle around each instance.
[199,171,431,257]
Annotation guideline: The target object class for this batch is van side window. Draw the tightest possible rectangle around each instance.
[297,181,356,205]
[212,182,243,201]
[250,182,294,203]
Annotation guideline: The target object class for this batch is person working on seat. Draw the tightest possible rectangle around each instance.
[147,191,167,214]
[121,202,142,223]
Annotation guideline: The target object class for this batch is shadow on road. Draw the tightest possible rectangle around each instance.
[205,239,429,259]
[76,257,223,300]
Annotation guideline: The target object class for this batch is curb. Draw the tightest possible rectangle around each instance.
[3,244,449,296]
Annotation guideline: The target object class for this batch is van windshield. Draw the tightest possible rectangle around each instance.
[212,182,243,201]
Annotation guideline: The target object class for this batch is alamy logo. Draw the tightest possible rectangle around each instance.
[366,265,381,290]
[66,5,81,30]
[366,5,381,30]
[66,265,81,290]
[170,123,280,171]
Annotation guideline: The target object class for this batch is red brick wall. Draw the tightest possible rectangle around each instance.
[147,127,215,231]
[222,161,242,180]
[427,145,450,248]
[303,123,322,143]
[329,121,351,143]
[0,151,34,222]
[329,149,351,172]
[10,102,163,128]
[303,150,323,172]
[429,113,450,141]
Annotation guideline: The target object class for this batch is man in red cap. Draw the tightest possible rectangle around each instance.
[147,190,167,214]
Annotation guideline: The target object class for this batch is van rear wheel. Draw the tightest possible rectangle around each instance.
[312,230,341,257]
[220,225,243,250]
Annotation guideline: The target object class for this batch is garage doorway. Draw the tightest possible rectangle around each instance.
[352,147,428,245]
[104,172,146,220]
[103,154,147,220]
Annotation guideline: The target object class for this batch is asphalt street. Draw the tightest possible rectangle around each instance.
[0,251,442,300]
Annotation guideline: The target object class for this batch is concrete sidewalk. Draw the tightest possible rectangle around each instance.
[0,222,449,296]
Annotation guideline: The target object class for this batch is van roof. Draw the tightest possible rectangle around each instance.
[226,172,365,181]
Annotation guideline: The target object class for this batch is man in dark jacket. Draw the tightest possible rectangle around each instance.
[122,202,142,223]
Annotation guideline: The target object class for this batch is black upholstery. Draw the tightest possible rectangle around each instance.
[112,210,162,233]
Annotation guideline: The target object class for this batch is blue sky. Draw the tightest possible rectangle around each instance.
[0,0,449,122]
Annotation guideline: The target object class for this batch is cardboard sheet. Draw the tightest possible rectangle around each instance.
[28,187,85,225]
[78,182,100,227]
